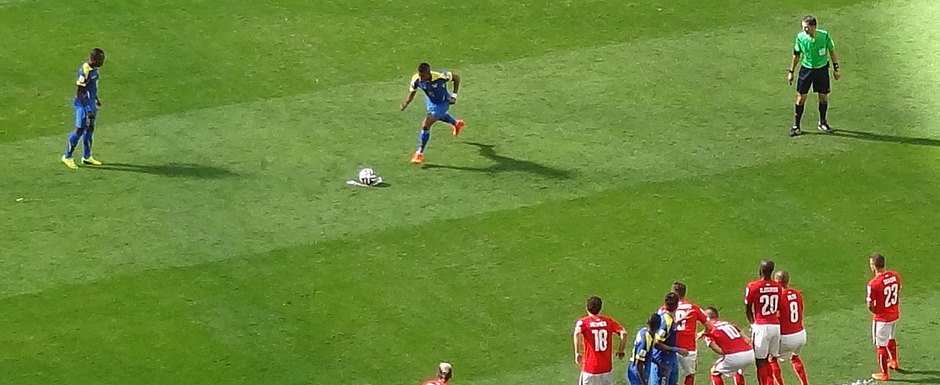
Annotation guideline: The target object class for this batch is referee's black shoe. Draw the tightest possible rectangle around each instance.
[789,125,802,137]
[818,121,834,133]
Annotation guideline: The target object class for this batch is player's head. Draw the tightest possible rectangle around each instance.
[870,252,886,273]
[89,48,105,68]
[663,292,680,312]
[586,296,603,316]
[774,270,790,287]
[703,306,719,321]
[801,15,817,35]
[646,312,662,331]
[417,62,432,81]
[671,281,687,299]
[759,259,775,280]
[437,361,453,382]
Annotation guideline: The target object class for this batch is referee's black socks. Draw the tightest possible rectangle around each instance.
[818,102,828,124]
[794,104,805,127]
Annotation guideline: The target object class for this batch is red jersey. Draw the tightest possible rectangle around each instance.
[674,300,708,351]
[744,279,784,325]
[574,315,625,374]
[867,271,902,322]
[704,320,752,355]
[778,288,805,335]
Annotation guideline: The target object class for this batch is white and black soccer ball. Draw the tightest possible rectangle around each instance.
[358,168,378,185]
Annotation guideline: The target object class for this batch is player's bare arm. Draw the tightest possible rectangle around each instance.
[400,90,416,111]
[572,329,583,365]
[449,73,461,104]
[745,304,755,325]
[830,50,841,80]
[787,52,800,85]
[615,330,628,359]
[96,96,102,108]
[654,340,690,357]
[706,340,724,356]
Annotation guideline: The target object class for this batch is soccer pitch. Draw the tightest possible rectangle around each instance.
[2,0,940,384]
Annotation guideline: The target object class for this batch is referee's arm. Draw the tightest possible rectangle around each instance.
[788,50,801,84]
[830,50,841,79]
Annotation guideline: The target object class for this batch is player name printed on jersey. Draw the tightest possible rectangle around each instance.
[589,321,609,328]
[746,280,784,325]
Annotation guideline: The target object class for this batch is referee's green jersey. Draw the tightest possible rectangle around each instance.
[794,29,835,69]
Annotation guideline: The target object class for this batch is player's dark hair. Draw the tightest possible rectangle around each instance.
[671,281,687,298]
[646,313,661,330]
[802,15,817,26]
[90,47,105,58]
[586,296,603,315]
[870,252,886,268]
[664,292,679,306]
[704,306,719,317]
[759,259,775,279]
[417,62,431,73]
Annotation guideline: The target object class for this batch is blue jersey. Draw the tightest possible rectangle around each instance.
[631,327,654,364]
[74,62,100,109]
[409,70,453,104]
[651,309,678,362]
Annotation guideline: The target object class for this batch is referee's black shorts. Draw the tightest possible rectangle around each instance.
[796,63,831,95]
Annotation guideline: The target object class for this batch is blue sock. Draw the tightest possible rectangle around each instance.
[417,128,431,153]
[439,114,457,126]
[65,129,82,158]
[82,129,94,159]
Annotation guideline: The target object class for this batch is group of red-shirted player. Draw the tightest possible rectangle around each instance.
[416,253,901,385]
[562,253,902,385]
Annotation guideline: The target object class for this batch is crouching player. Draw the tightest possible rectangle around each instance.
[701,307,754,385]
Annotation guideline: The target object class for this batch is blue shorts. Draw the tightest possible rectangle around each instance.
[649,358,679,385]
[425,98,450,119]
[74,105,97,129]
[627,363,650,385]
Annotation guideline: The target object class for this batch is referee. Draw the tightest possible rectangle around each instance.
[787,15,841,137]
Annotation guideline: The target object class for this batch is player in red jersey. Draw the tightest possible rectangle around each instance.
[772,270,809,385]
[573,296,629,385]
[701,307,754,385]
[671,281,709,385]
[866,253,902,381]
[420,362,453,385]
[744,259,784,385]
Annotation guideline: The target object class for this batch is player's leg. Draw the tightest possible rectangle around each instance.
[679,352,697,385]
[627,364,643,385]
[815,69,833,133]
[768,356,784,385]
[791,67,812,136]
[885,322,899,370]
[669,358,680,385]
[81,111,102,165]
[872,321,890,381]
[62,106,86,169]
[731,351,755,385]
[752,325,774,385]
[786,331,809,385]
[412,115,437,164]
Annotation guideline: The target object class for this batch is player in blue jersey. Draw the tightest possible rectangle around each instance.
[628,313,664,385]
[400,62,465,165]
[651,292,690,385]
[61,48,106,169]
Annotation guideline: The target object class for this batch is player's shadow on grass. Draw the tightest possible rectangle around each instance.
[893,369,940,384]
[91,162,237,179]
[825,129,940,147]
[424,142,574,179]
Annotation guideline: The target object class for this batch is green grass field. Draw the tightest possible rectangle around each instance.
[2,0,940,384]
